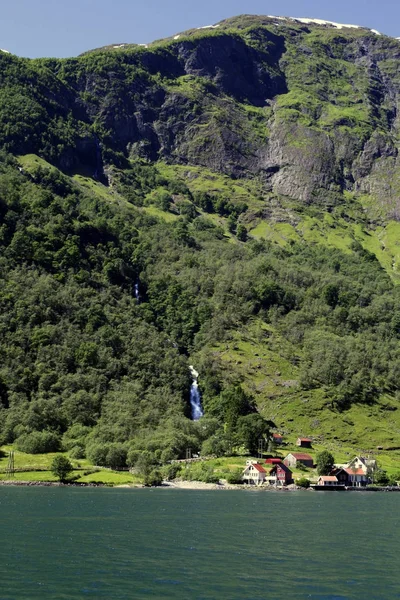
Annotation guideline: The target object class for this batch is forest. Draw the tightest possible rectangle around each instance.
[1,148,400,469]
[2,16,400,468]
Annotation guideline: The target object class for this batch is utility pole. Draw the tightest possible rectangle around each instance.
[185,447,192,461]
[6,451,15,478]
[258,438,264,460]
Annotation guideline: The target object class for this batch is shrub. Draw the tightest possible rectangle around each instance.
[86,443,109,466]
[162,463,182,481]
[202,470,220,484]
[296,477,310,488]
[15,431,61,454]
[69,445,86,459]
[225,469,243,484]
[187,463,219,484]
[144,469,163,487]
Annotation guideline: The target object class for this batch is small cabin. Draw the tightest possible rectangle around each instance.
[317,476,340,487]
[242,463,266,486]
[296,437,312,448]
[272,433,283,445]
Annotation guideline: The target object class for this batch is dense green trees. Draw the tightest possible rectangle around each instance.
[0,144,400,461]
[316,451,335,476]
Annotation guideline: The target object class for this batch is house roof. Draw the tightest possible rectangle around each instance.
[288,453,313,461]
[319,476,338,482]
[273,433,283,438]
[297,437,312,442]
[265,458,282,464]
[270,463,292,474]
[252,463,266,473]
[348,456,376,467]
[345,468,366,476]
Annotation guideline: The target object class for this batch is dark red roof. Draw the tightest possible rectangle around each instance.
[265,458,282,464]
[273,433,283,438]
[297,438,312,442]
[289,453,313,461]
[252,463,266,473]
[270,463,292,474]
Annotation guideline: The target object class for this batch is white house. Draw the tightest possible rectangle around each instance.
[347,456,377,475]
[242,463,267,485]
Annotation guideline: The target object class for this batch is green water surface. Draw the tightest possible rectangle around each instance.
[0,488,399,599]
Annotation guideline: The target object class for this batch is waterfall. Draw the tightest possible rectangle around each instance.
[134,282,140,303]
[93,136,103,180]
[189,366,204,421]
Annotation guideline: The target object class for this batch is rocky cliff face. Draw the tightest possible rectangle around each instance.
[2,15,400,215]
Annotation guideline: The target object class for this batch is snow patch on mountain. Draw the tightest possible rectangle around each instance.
[294,17,361,29]
[0,48,10,54]
[174,35,180,40]
[197,25,220,30]
[267,16,381,35]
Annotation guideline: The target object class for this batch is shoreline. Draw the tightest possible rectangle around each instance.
[0,479,298,490]
[1,479,399,492]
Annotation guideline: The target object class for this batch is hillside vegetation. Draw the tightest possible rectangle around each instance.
[1,15,400,468]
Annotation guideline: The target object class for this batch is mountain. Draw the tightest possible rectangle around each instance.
[1,15,400,465]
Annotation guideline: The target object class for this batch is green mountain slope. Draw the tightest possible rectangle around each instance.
[1,15,400,465]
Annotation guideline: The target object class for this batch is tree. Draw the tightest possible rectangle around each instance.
[316,451,335,475]
[16,431,61,454]
[144,469,163,487]
[236,223,247,242]
[106,444,127,470]
[201,434,230,458]
[374,469,389,486]
[51,455,73,482]
[235,413,271,455]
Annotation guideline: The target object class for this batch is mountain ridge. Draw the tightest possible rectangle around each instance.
[81,14,399,55]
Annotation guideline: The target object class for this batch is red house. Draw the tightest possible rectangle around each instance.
[265,458,282,465]
[269,463,293,486]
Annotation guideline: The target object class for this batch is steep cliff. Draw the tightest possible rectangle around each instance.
[2,15,400,212]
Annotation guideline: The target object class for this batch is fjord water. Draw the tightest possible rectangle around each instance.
[0,488,399,599]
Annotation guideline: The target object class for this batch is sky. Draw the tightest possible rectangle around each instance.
[1,0,400,58]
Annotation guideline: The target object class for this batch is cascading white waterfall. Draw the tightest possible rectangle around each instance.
[189,366,204,421]
[134,282,140,302]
